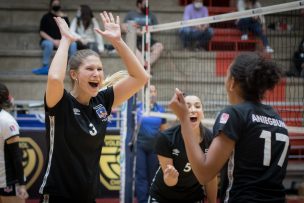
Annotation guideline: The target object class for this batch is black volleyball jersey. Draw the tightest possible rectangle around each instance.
[213,102,289,203]
[39,87,114,200]
[150,124,213,203]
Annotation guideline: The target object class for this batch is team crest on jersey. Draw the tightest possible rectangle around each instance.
[94,104,108,121]
[220,113,230,124]
[9,125,17,133]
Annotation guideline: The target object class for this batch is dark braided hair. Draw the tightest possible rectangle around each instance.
[230,52,282,102]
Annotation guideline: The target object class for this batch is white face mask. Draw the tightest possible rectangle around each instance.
[194,2,203,9]
[76,9,81,18]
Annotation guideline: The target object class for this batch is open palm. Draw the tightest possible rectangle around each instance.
[95,11,121,43]
[54,17,77,42]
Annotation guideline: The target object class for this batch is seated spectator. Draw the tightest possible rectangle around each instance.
[236,0,274,53]
[32,0,77,75]
[286,39,304,77]
[179,0,213,51]
[122,0,164,67]
[70,5,105,54]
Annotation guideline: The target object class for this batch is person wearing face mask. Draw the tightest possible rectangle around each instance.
[32,0,77,75]
[70,5,105,54]
[135,85,168,203]
[148,94,217,203]
[179,0,214,51]
[122,0,164,67]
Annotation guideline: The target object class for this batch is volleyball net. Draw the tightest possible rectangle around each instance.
[141,1,304,126]
[139,1,304,159]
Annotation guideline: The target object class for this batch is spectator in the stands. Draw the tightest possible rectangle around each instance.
[32,0,77,75]
[179,0,213,51]
[236,0,274,53]
[122,0,164,67]
[70,5,105,54]
[286,38,304,78]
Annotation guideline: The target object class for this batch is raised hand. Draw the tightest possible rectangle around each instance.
[95,11,121,43]
[16,185,29,199]
[169,88,189,121]
[53,17,77,42]
[164,164,179,186]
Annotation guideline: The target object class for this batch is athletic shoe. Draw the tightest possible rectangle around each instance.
[32,65,49,75]
[241,34,248,40]
[265,46,274,53]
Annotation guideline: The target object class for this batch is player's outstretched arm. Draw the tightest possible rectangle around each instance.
[95,11,149,108]
[46,17,77,108]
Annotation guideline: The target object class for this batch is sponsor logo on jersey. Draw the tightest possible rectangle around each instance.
[99,135,120,190]
[19,137,44,189]
[94,104,108,121]
[9,125,17,133]
[172,148,180,156]
[3,186,13,193]
[73,108,80,115]
[220,113,230,124]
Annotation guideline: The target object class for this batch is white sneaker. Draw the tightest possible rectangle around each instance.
[265,46,274,53]
[241,34,248,40]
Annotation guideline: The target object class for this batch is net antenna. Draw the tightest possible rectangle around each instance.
[141,0,151,114]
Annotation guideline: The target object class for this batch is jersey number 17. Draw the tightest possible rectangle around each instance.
[259,130,289,167]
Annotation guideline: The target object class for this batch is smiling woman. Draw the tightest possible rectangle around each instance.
[148,95,217,203]
[39,11,149,203]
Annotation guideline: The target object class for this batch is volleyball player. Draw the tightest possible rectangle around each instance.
[0,83,28,203]
[39,12,149,203]
[148,95,217,203]
[169,52,289,203]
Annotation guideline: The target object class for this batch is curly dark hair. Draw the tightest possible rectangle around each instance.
[0,83,11,108]
[229,52,282,102]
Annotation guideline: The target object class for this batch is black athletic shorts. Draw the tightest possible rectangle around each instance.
[0,184,17,196]
[40,194,96,203]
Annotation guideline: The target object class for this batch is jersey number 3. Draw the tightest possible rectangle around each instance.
[259,130,289,167]
[89,123,97,136]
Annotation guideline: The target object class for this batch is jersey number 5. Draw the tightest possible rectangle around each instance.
[259,130,289,167]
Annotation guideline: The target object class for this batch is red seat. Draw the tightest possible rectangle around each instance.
[289,132,304,161]
[215,51,270,76]
[272,104,304,127]
[208,6,236,15]
[209,35,262,51]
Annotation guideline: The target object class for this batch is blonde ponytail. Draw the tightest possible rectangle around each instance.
[101,70,129,88]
